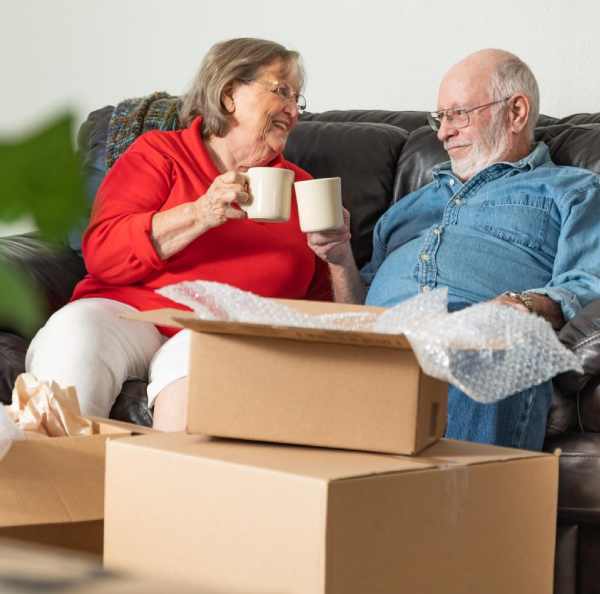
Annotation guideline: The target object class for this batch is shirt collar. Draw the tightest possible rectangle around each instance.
[432,142,551,184]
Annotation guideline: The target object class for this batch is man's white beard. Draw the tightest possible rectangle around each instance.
[448,114,510,180]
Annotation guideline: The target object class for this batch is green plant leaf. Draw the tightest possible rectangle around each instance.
[0,113,88,242]
[0,261,45,337]
[0,113,88,338]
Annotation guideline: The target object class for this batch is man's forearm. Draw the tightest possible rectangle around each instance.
[328,257,366,304]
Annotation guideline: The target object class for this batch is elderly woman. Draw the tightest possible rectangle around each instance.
[25,38,338,430]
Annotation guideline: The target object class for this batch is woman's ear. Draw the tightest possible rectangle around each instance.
[221,83,236,114]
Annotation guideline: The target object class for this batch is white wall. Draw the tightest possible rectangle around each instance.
[2,0,599,137]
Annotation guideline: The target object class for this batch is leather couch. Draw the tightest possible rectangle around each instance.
[1,105,600,594]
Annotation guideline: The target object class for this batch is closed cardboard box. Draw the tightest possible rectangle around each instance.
[105,433,558,594]
[0,417,149,555]
[129,299,448,455]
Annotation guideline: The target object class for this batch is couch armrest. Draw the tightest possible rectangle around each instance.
[0,233,86,337]
[554,300,600,397]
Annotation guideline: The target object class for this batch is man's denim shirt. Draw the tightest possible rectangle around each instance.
[362,142,600,320]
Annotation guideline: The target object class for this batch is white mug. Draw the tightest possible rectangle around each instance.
[243,167,295,222]
[294,177,344,232]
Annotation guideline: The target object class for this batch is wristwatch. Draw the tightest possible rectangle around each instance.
[504,291,536,314]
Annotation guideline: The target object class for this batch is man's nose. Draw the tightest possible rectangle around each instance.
[437,118,458,143]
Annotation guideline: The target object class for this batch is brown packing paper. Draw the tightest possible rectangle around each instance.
[8,373,93,437]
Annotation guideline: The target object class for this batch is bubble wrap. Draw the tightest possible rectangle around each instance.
[158,281,583,403]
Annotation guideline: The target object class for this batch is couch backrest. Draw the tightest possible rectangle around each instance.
[77,105,600,267]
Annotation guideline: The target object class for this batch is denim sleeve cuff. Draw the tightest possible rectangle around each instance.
[524,288,581,321]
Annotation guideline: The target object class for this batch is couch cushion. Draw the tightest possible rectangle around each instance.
[0,332,26,405]
[539,123,600,174]
[284,120,408,268]
[0,235,85,337]
[301,109,428,132]
[393,126,448,199]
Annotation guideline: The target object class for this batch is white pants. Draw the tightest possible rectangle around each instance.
[25,298,191,417]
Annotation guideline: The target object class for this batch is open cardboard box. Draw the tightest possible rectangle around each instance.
[128,299,448,455]
[105,432,559,594]
[0,416,151,555]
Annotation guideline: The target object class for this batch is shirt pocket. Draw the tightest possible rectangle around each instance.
[473,194,551,250]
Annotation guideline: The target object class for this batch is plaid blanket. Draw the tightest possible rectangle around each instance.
[105,92,181,169]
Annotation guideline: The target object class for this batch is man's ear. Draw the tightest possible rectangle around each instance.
[221,83,236,114]
[508,93,530,134]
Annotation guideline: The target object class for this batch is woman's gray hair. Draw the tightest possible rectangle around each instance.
[489,54,540,142]
[179,38,304,137]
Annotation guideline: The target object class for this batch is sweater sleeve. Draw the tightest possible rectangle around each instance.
[82,138,171,285]
[305,256,333,301]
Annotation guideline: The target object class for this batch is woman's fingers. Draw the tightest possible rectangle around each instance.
[219,186,250,205]
[225,206,247,220]
[218,171,249,188]
[308,230,351,246]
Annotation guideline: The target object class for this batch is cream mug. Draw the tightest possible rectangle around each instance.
[243,167,295,222]
[294,177,344,232]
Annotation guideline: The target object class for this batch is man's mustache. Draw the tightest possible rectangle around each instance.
[444,142,471,151]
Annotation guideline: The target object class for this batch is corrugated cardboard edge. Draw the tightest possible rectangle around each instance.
[86,416,154,435]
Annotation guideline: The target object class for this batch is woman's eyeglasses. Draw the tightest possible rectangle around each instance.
[248,79,307,113]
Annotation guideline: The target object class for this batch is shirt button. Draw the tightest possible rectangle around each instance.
[421,286,431,293]
[420,253,430,262]
[453,198,463,206]
[433,226,442,236]
[449,179,455,186]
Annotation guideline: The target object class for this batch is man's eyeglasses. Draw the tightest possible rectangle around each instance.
[248,79,307,113]
[427,97,511,132]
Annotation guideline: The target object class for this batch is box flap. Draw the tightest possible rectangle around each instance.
[110,433,435,482]
[124,308,411,350]
[418,438,551,465]
[121,308,197,329]
[175,317,412,349]
[110,434,552,485]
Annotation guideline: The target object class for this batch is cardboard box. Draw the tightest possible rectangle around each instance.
[105,432,558,594]
[0,538,219,594]
[0,416,150,555]
[129,299,448,455]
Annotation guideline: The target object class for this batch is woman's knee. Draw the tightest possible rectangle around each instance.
[28,300,122,357]
[152,377,188,432]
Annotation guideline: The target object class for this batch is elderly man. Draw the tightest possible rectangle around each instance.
[310,49,600,450]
